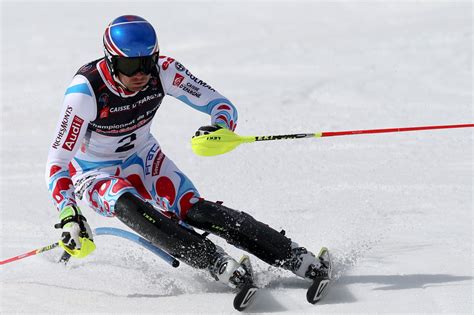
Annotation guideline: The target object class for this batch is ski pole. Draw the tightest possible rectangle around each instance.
[2,228,179,268]
[191,123,474,156]
[0,243,59,265]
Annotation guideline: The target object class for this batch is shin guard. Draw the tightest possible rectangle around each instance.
[184,200,293,266]
[114,192,216,269]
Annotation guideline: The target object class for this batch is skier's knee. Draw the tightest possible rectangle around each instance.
[86,177,137,216]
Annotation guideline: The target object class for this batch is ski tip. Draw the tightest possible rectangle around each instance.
[306,247,332,304]
[238,255,250,264]
[233,284,258,311]
[318,247,329,256]
[307,277,330,304]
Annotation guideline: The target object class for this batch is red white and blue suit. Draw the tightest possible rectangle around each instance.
[46,57,238,220]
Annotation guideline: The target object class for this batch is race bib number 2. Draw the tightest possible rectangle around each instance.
[116,133,136,152]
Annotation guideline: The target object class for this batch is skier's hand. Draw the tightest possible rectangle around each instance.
[193,124,223,138]
[55,205,95,258]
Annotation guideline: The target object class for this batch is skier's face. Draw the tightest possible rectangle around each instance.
[118,71,151,92]
[113,53,158,91]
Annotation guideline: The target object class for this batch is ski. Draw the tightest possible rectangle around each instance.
[233,284,259,311]
[233,255,259,311]
[306,247,332,304]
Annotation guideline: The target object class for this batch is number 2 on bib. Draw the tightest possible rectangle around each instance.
[116,133,137,152]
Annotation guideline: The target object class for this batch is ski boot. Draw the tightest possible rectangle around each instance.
[283,244,332,304]
[208,248,253,288]
[208,248,258,311]
[283,244,330,280]
[306,247,332,304]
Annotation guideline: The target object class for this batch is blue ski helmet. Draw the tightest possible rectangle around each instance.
[103,15,159,74]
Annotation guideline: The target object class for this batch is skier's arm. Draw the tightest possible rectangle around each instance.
[45,75,96,213]
[159,57,238,130]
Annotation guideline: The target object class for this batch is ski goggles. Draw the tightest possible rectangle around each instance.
[113,53,159,77]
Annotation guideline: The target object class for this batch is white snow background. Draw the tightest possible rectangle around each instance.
[0,0,472,313]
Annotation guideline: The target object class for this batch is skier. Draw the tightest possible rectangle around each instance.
[46,15,328,292]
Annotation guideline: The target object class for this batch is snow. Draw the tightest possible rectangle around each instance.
[1,0,472,313]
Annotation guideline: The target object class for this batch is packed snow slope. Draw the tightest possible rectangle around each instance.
[1,1,472,314]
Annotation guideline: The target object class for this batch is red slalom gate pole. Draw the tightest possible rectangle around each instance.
[0,243,59,265]
[318,123,474,138]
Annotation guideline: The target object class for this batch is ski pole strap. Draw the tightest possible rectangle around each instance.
[54,204,87,230]
[54,214,88,229]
